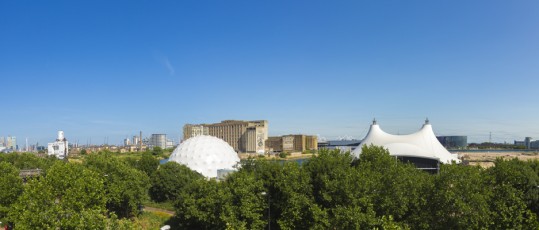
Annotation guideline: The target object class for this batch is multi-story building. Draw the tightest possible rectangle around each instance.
[7,136,17,150]
[132,136,140,146]
[183,120,268,154]
[266,134,318,153]
[183,125,208,138]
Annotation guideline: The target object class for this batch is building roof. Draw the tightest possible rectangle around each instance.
[325,140,362,146]
[351,119,460,164]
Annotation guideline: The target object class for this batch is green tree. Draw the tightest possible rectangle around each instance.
[487,158,539,216]
[355,145,430,229]
[84,153,150,218]
[135,153,160,177]
[303,149,383,228]
[80,149,88,155]
[150,161,203,202]
[174,179,230,229]
[428,165,492,229]
[488,183,538,229]
[221,170,267,229]
[152,146,164,156]
[8,162,109,229]
[274,162,329,230]
[0,162,23,222]
[0,152,57,171]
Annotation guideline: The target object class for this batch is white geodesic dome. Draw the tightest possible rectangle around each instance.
[169,135,240,178]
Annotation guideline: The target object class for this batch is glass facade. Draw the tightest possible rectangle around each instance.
[436,136,467,149]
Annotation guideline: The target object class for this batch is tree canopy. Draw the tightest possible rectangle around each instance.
[170,146,539,229]
[1,147,538,229]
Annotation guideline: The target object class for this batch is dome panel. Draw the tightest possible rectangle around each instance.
[169,135,240,178]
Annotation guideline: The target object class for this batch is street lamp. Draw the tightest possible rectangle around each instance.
[261,192,270,230]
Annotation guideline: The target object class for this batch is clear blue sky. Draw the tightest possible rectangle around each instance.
[1,0,538,146]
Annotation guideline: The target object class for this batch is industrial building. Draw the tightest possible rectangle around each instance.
[149,134,167,149]
[183,120,268,154]
[352,119,460,172]
[265,134,318,153]
[48,131,69,159]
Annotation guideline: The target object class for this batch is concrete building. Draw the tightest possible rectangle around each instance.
[183,125,208,138]
[266,134,318,153]
[48,131,69,159]
[183,120,268,154]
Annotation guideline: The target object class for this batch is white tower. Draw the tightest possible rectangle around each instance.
[58,131,65,141]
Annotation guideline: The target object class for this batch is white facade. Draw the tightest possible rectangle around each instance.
[352,120,460,164]
[48,131,69,159]
[169,135,240,178]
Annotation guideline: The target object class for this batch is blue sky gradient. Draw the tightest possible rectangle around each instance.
[1,1,538,145]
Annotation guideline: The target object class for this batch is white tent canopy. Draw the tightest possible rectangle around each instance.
[352,119,460,164]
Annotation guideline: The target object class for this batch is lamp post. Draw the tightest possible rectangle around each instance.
[261,192,270,230]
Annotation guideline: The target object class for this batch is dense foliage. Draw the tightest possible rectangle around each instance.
[150,161,203,202]
[1,146,538,229]
[0,152,146,229]
[84,153,151,219]
[0,162,23,221]
[171,146,539,229]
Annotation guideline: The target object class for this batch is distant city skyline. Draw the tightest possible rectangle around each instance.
[1,1,538,146]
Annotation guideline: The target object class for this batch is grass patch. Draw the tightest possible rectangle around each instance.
[132,211,171,230]
[143,200,175,211]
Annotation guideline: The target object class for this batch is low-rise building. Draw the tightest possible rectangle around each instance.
[318,140,362,153]
[266,134,318,153]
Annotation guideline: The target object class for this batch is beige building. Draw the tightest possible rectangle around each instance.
[266,134,318,153]
[183,120,268,154]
